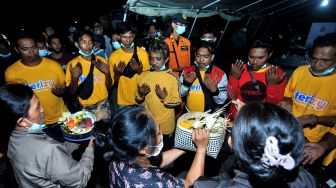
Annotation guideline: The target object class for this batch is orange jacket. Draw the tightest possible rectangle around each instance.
[164,34,191,75]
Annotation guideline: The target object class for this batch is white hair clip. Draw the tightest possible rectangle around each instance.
[260,136,295,170]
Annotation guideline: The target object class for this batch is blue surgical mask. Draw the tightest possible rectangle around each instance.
[112,41,121,49]
[146,134,163,157]
[160,65,167,71]
[194,61,210,69]
[39,49,49,57]
[151,64,167,71]
[309,63,336,76]
[25,119,46,133]
[121,42,134,49]
[79,49,94,57]
[176,26,186,35]
[0,51,11,58]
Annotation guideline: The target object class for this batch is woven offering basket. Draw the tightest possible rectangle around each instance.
[175,112,226,158]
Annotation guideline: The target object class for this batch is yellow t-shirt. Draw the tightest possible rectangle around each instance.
[284,65,336,165]
[66,56,109,107]
[137,70,181,134]
[186,71,206,112]
[5,58,67,124]
[109,47,150,105]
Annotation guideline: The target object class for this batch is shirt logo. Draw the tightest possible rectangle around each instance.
[28,80,55,92]
[79,75,103,84]
[294,91,328,111]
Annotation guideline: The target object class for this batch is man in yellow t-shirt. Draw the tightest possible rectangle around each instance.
[280,33,336,172]
[136,40,181,149]
[109,22,150,106]
[5,34,67,125]
[66,31,112,119]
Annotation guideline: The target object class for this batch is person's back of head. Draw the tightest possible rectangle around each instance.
[95,105,157,162]
[0,84,33,149]
[232,102,305,186]
[93,34,106,50]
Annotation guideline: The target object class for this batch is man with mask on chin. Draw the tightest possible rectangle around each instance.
[164,13,191,76]
[279,33,336,178]
[109,22,150,108]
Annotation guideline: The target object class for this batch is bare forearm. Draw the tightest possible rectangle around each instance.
[320,133,336,151]
[317,116,336,127]
[184,148,206,188]
[68,77,79,95]
[105,73,112,89]
[160,148,185,168]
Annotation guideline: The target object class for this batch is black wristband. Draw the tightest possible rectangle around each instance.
[183,80,192,87]
[211,88,219,96]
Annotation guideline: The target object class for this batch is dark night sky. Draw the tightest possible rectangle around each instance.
[1,1,335,43]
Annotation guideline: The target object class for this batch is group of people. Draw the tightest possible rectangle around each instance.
[0,12,335,187]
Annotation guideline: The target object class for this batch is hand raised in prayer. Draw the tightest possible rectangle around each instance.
[70,62,82,79]
[184,72,196,85]
[266,65,286,85]
[155,84,167,101]
[230,59,244,79]
[138,83,151,98]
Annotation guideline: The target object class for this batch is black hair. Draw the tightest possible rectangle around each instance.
[119,22,135,35]
[232,102,304,184]
[14,32,35,47]
[312,33,336,57]
[95,105,157,162]
[202,26,217,37]
[73,30,93,43]
[149,39,169,60]
[249,37,273,54]
[47,34,64,46]
[195,41,215,55]
[0,84,33,149]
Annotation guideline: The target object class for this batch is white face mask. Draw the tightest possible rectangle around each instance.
[25,119,46,133]
[194,61,210,70]
[247,61,267,69]
[309,63,336,76]
[201,38,215,42]
[121,42,134,49]
[79,49,94,57]
[151,64,167,71]
[146,134,163,157]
